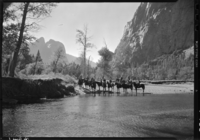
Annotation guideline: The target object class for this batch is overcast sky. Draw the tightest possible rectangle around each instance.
[30,3,140,62]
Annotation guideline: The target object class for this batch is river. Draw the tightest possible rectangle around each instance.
[3,93,193,138]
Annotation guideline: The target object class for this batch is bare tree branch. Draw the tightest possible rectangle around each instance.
[76,25,95,77]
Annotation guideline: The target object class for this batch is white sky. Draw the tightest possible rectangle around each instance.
[30,3,140,63]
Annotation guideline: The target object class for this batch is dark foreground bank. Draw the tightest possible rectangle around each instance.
[2,77,76,104]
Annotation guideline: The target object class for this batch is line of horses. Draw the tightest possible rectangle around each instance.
[78,77,145,96]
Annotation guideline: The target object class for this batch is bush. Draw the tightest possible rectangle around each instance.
[177,66,193,80]
[20,62,45,75]
[166,68,177,80]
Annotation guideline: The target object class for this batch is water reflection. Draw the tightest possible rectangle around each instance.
[3,93,193,137]
[3,95,125,137]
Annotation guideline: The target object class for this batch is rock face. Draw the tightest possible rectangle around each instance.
[113,0,194,66]
[29,37,96,67]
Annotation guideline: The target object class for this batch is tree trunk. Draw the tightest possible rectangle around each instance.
[8,2,29,77]
[103,60,105,77]
[87,56,90,77]
[83,46,86,78]
[54,57,60,73]
[33,57,38,75]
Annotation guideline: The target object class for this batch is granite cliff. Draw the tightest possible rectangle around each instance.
[113,0,194,67]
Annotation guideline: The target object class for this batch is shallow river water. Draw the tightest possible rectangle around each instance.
[3,93,194,138]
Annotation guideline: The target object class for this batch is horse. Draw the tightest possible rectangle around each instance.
[106,80,111,91]
[115,79,123,94]
[88,78,93,90]
[120,80,127,92]
[78,77,84,89]
[90,78,97,95]
[83,78,90,89]
[121,81,134,94]
[110,80,115,92]
[107,80,115,94]
[96,80,103,91]
[102,79,107,93]
[120,77,130,93]
[132,81,145,96]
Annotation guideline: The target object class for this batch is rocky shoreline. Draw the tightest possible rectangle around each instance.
[2,77,77,105]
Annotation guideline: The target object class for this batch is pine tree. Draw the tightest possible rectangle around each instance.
[33,50,43,74]
[36,50,42,62]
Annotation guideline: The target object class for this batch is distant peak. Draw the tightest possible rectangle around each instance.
[37,37,45,43]
[48,39,56,42]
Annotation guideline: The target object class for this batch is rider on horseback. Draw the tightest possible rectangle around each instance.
[102,76,105,81]
[78,74,84,88]
[137,79,141,85]
[120,76,123,83]
[127,76,132,85]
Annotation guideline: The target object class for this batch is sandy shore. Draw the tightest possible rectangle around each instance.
[140,83,194,95]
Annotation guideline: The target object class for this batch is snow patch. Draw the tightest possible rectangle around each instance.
[137,24,149,46]
[130,42,136,48]
[152,9,161,19]
[47,44,51,48]
[183,46,194,59]
[132,46,138,53]
[146,3,151,17]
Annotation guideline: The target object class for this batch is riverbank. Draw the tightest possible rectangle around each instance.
[2,74,77,105]
[139,83,194,95]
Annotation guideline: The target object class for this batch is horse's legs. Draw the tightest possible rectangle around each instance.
[99,87,101,95]
[135,88,137,96]
[143,88,144,96]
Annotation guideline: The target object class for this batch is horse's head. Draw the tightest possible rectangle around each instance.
[132,81,137,86]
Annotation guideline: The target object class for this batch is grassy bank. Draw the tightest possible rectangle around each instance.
[2,74,77,104]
